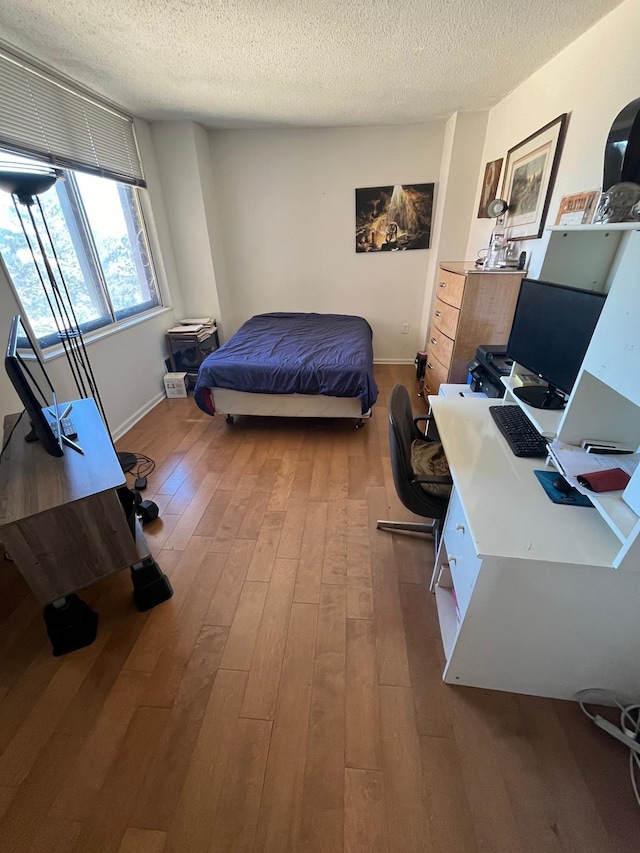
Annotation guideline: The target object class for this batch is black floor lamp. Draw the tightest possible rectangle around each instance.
[0,163,136,472]
[0,163,171,653]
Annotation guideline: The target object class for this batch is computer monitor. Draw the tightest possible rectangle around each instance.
[507,278,607,410]
[4,315,64,456]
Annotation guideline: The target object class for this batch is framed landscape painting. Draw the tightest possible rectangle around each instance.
[502,114,568,240]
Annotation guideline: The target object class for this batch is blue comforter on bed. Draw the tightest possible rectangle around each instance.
[194,312,378,415]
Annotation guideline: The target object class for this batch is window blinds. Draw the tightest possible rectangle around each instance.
[0,48,146,187]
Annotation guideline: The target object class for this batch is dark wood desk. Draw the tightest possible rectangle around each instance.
[0,398,140,605]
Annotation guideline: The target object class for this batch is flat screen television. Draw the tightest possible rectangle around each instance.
[4,315,63,456]
[507,278,607,410]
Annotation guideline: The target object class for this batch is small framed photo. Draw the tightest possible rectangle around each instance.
[501,114,569,240]
[554,190,600,225]
[477,158,503,218]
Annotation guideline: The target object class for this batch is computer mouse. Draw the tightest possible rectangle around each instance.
[553,475,573,494]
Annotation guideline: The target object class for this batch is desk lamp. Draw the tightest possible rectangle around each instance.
[0,163,136,472]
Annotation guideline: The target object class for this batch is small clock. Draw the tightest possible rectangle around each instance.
[487,198,508,218]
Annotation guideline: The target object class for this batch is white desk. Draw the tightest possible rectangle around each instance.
[428,396,640,702]
[438,383,486,399]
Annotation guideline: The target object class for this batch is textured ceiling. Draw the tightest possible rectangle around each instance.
[0,0,625,128]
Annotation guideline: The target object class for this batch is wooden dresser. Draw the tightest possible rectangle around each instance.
[423,262,525,395]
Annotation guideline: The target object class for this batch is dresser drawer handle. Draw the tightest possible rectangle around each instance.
[430,337,437,345]
[439,282,447,288]
[427,362,435,370]
[449,556,457,564]
[455,523,465,533]
[435,310,442,317]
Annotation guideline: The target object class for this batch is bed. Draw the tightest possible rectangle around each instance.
[194,312,378,426]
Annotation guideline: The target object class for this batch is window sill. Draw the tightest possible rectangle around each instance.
[41,306,173,361]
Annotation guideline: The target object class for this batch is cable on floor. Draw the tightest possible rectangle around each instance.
[125,453,156,480]
[577,688,640,808]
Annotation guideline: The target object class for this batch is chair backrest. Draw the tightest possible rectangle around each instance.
[387,384,449,520]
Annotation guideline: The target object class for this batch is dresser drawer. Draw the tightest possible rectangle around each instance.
[442,489,482,619]
[423,352,449,395]
[432,297,460,340]
[427,323,454,369]
[436,269,466,309]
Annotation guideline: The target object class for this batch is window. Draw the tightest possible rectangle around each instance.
[0,151,161,347]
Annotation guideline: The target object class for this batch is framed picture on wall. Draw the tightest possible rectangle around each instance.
[477,158,503,218]
[355,183,434,252]
[501,113,569,240]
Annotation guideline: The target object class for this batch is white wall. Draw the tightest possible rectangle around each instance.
[465,0,640,278]
[419,110,489,343]
[150,121,222,324]
[208,124,445,362]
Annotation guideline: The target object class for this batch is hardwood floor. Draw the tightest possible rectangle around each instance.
[0,363,638,852]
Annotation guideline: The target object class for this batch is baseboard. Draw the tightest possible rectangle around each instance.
[112,392,166,442]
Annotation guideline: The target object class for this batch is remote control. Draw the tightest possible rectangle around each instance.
[60,417,77,439]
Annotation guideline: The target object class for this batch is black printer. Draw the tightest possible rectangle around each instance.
[467,344,513,398]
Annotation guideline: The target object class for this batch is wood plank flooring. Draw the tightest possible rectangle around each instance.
[0,363,638,852]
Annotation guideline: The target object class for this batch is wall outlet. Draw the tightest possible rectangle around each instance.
[401,323,409,334]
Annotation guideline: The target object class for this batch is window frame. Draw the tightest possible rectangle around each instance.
[0,154,165,350]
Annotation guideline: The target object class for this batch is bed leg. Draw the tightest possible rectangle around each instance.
[225,414,234,425]
[355,419,365,429]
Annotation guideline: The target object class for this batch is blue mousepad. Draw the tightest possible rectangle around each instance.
[534,470,594,507]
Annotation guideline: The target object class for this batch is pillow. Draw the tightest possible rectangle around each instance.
[411,440,452,498]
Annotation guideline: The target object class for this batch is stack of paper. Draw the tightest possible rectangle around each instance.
[167,324,204,334]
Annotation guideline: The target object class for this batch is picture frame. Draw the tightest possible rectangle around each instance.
[501,114,569,240]
[554,189,600,226]
[355,183,433,252]
[477,157,503,218]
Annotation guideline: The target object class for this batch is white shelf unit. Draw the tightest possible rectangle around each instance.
[427,225,640,702]
[500,375,562,438]
[547,222,640,232]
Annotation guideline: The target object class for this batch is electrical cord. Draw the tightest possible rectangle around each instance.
[0,409,26,463]
[125,453,156,480]
[577,688,640,808]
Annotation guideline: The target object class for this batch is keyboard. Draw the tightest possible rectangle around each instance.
[489,405,549,458]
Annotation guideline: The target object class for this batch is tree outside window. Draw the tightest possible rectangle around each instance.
[0,151,161,347]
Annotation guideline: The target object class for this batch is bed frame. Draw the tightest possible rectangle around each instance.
[211,388,372,427]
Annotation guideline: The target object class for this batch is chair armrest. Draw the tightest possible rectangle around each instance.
[413,415,440,442]
[412,473,453,486]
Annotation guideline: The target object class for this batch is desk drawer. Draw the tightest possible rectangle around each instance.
[427,323,454,369]
[436,269,466,309]
[443,489,482,618]
[423,353,449,396]
[432,297,460,340]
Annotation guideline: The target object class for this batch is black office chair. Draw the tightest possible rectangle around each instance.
[376,384,452,548]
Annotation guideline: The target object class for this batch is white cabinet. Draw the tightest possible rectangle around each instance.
[428,223,640,702]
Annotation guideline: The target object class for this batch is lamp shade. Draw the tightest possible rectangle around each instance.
[0,164,57,203]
